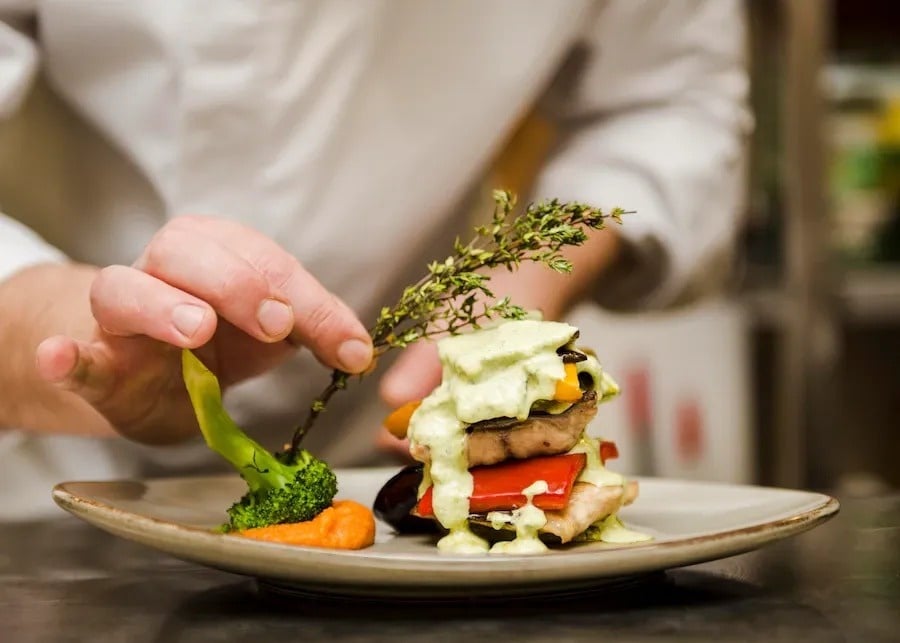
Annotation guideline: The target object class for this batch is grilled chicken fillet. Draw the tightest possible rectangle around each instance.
[409,390,598,468]
[541,480,639,543]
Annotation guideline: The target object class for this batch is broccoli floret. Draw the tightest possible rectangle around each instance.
[182,350,338,532]
[225,450,337,531]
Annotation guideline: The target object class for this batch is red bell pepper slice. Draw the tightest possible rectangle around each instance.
[600,440,618,463]
[415,453,586,517]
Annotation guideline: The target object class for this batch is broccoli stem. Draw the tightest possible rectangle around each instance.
[181,350,291,492]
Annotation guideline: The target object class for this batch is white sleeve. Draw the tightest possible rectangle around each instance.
[0,4,66,282]
[0,215,67,281]
[533,0,752,308]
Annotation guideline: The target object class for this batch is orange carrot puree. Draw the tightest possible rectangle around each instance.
[236,500,375,549]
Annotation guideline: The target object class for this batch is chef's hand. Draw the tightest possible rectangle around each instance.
[28,216,373,444]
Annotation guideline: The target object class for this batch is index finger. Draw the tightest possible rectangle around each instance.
[168,216,374,373]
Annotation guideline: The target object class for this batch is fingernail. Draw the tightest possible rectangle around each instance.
[257,299,293,338]
[172,304,207,338]
[338,338,373,373]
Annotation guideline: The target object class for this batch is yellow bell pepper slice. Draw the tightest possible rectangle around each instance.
[554,363,583,402]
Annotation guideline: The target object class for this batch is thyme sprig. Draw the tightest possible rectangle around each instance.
[288,189,625,454]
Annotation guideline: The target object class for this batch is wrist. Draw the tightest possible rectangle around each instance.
[0,262,110,434]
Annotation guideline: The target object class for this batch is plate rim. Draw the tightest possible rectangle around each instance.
[51,470,840,591]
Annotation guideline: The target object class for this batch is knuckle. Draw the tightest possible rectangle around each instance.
[170,213,213,231]
[89,265,142,328]
[304,295,341,341]
[142,226,183,273]
[90,265,125,307]
[255,252,301,292]
[214,262,268,306]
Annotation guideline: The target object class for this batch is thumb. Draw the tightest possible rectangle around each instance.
[35,335,117,405]
[379,341,442,407]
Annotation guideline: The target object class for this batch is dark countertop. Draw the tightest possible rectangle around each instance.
[2,493,898,643]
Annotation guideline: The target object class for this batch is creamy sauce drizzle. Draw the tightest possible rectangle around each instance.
[565,435,652,544]
[595,515,653,544]
[486,480,549,554]
[567,436,625,487]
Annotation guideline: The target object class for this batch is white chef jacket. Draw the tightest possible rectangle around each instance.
[0,0,750,519]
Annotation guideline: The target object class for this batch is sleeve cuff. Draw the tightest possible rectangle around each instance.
[0,214,67,283]
[530,164,691,310]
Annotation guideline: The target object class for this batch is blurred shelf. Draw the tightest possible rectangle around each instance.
[838,268,900,322]
[739,268,900,326]
[832,0,900,62]
[740,288,790,327]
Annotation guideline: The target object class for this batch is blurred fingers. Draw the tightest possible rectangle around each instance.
[375,427,413,461]
[379,340,441,408]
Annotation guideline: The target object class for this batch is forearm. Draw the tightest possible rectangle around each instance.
[0,262,115,436]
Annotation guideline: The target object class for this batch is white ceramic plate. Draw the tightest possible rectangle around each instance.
[52,468,838,598]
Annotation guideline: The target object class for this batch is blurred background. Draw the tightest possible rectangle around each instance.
[479,0,900,492]
[594,0,900,492]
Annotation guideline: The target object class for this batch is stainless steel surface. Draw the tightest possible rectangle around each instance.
[2,493,897,643]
